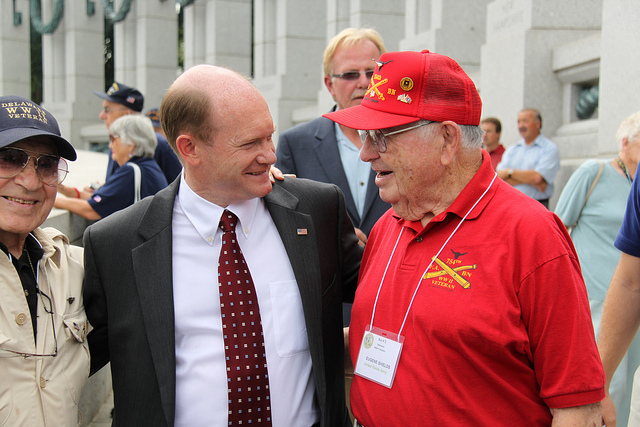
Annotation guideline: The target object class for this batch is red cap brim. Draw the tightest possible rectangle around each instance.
[323,105,420,131]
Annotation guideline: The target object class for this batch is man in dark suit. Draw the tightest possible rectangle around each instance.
[276,28,390,244]
[83,64,362,427]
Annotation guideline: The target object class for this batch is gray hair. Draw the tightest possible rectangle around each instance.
[460,125,484,148]
[109,115,157,158]
[418,121,483,149]
[616,111,640,150]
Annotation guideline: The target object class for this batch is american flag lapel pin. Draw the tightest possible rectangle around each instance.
[297,228,308,235]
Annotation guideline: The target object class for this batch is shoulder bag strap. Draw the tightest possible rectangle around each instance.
[569,160,604,231]
[127,162,142,203]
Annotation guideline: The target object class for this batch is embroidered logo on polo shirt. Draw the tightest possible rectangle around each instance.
[424,251,476,291]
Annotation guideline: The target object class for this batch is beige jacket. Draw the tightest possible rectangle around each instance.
[0,227,89,426]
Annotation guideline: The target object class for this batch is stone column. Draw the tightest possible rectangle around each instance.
[598,0,640,154]
[253,0,327,138]
[114,0,178,110]
[39,0,104,150]
[350,0,404,51]
[183,0,252,76]
[400,0,491,81]
[0,0,30,97]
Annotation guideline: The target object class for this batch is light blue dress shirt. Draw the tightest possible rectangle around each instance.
[335,122,370,219]
[497,134,560,200]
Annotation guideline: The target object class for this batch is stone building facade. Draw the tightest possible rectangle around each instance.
[1,0,638,207]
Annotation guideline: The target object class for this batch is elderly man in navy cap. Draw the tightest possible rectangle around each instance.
[324,50,605,426]
[93,82,181,183]
[0,95,89,426]
[57,82,180,203]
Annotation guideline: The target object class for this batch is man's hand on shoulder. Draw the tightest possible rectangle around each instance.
[269,165,295,183]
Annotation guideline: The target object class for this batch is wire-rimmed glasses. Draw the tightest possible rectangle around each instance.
[0,289,58,358]
[357,121,434,153]
[0,147,68,186]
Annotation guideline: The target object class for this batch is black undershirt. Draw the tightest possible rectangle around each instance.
[0,235,44,337]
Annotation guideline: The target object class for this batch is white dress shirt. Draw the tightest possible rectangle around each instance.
[172,176,319,426]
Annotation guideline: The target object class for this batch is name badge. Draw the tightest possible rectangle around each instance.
[354,325,404,388]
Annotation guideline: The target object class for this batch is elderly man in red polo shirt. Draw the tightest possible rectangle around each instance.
[324,50,604,426]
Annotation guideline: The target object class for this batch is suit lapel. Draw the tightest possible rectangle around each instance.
[312,118,361,224]
[133,180,179,427]
[263,185,326,395]
[361,169,380,223]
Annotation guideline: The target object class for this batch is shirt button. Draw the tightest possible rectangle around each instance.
[15,313,28,325]
[360,182,365,186]
[206,236,213,243]
[416,237,423,242]
[244,227,249,234]
[40,377,46,388]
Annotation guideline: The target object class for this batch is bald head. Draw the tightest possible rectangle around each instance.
[160,65,266,155]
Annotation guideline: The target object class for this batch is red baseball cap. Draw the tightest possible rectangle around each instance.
[323,50,482,130]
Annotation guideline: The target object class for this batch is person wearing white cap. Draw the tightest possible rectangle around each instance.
[324,50,604,426]
[0,95,89,426]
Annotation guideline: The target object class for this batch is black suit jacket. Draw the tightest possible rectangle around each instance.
[83,177,362,427]
[276,112,390,236]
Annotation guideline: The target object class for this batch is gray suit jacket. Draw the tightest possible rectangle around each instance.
[83,177,362,427]
[276,112,391,236]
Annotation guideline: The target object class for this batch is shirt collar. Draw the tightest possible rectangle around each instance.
[520,134,544,147]
[177,176,261,245]
[334,121,356,150]
[0,233,45,262]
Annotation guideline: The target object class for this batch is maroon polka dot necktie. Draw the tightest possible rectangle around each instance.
[218,210,272,426]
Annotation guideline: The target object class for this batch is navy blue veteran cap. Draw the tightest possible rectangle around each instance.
[93,82,144,112]
[0,96,77,161]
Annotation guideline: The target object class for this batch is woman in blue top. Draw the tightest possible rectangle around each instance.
[555,111,640,426]
[55,115,168,219]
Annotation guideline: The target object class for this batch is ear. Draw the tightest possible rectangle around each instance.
[440,121,461,166]
[622,137,630,151]
[175,134,200,167]
[324,75,337,98]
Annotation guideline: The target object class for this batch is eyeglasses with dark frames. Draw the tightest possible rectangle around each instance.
[331,70,375,81]
[0,147,68,186]
[0,289,58,358]
[357,121,434,153]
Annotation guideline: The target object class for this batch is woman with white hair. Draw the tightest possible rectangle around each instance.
[55,115,168,219]
[555,111,640,426]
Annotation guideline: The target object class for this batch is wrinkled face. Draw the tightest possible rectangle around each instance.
[109,134,132,166]
[0,139,58,249]
[360,123,444,220]
[189,95,277,207]
[517,110,541,143]
[99,100,131,129]
[324,40,382,110]
[481,122,501,150]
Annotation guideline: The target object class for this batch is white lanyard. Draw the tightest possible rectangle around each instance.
[355,173,497,388]
[369,173,497,338]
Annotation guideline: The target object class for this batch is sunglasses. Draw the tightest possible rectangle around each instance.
[331,70,375,81]
[0,147,68,186]
[357,122,434,153]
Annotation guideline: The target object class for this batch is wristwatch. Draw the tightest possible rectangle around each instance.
[508,169,514,179]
